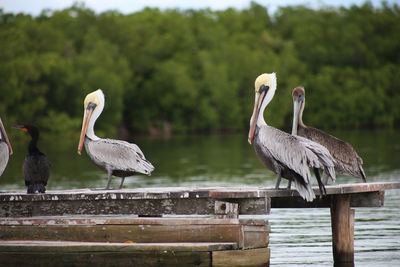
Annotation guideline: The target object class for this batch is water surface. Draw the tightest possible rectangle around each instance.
[1,130,399,266]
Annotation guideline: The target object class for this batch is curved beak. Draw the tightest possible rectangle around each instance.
[78,104,95,155]
[291,95,303,136]
[248,91,266,144]
[0,118,13,155]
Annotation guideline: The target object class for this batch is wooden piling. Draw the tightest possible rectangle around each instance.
[330,194,355,267]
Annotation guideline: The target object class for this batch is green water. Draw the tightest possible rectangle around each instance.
[1,130,399,266]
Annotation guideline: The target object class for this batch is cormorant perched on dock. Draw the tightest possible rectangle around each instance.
[0,117,13,177]
[13,125,50,193]
[291,86,367,184]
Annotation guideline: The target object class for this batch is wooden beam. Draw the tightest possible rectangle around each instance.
[264,182,400,197]
[330,194,354,266]
[0,241,271,267]
[0,189,270,217]
[213,247,270,267]
[0,241,240,267]
[270,191,385,208]
[0,217,268,226]
[0,240,239,252]
[0,217,270,249]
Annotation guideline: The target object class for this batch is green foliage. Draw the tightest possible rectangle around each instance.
[0,2,399,137]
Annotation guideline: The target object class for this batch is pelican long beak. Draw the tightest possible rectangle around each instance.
[292,97,301,136]
[77,105,95,155]
[248,91,266,144]
[0,118,13,155]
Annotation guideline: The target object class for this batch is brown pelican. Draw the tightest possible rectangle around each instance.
[0,117,13,177]
[292,86,367,183]
[78,89,155,189]
[248,73,336,201]
[13,125,50,193]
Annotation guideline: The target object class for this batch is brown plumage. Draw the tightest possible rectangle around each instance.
[291,86,367,183]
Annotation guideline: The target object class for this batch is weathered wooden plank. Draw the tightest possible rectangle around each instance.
[0,198,208,217]
[0,187,271,202]
[0,240,238,252]
[0,241,234,267]
[0,251,211,267]
[0,197,270,217]
[213,247,270,267]
[264,182,400,197]
[0,216,269,226]
[237,197,271,214]
[271,191,385,208]
[242,225,270,249]
[0,225,241,243]
[0,217,270,249]
[330,195,354,266]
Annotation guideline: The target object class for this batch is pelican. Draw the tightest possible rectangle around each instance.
[0,117,13,177]
[13,125,50,193]
[292,86,367,183]
[78,89,155,189]
[248,73,336,201]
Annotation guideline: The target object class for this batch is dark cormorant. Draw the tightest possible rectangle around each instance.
[0,117,13,177]
[13,125,50,193]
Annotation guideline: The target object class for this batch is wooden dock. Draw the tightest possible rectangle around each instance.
[0,182,399,266]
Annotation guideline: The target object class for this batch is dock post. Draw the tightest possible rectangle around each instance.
[330,194,355,267]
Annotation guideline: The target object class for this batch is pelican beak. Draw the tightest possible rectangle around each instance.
[0,118,13,155]
[248,90,266,144]
[292,95,303,136]
[78,103,95,155]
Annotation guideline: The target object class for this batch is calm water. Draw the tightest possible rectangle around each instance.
[1,130,399,266]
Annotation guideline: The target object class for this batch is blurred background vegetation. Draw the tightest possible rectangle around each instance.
[0,1,399,138]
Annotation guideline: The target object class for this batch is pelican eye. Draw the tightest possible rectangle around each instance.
[87,102,97,110]
[259,85,269,94]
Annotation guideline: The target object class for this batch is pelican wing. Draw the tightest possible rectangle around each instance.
[295,135,336,182]
[258,126,321,185]
[86,138,154,175]
[0,143,9,176]
[299,126,364,180]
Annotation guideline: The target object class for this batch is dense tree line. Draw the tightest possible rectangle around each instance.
[0,2,399,137]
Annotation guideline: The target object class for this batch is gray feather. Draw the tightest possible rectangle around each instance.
[0,142,10,177]
[85,137,154,176]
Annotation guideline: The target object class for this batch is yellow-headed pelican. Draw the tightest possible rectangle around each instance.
[292,86,366,183]
[0,117,13,177]
[13,125,50,193]
[248,73,336,201]
[78,89,154,189]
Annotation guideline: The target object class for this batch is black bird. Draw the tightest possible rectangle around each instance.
[13,125,50,193]
[0,117,13,177]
